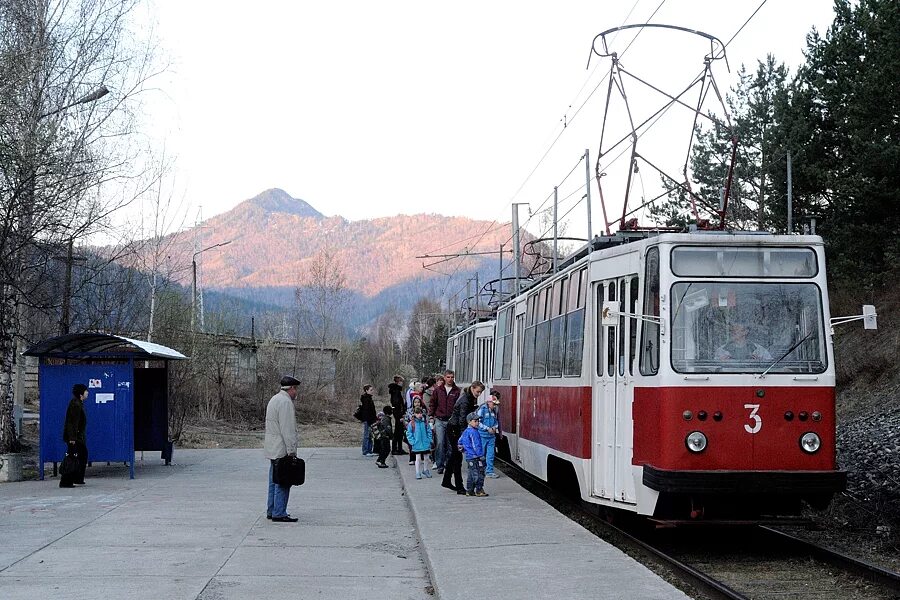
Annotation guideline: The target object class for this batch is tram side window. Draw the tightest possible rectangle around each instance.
[640,247,661,376]
[548,277,567,377]
[564,267,586,377]
[629,277,639,375]
[493,309,507,380]
[532,286,552,378]
[607,283,616,377]
[522,301,536,379]
[494,307,514,380]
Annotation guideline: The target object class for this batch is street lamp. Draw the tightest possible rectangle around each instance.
[191,240,232,332]
[39,85,109,120]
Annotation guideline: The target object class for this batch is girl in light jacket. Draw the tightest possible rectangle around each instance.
[406,406,433,479]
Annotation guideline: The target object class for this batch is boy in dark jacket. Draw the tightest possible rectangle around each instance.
[373,406,394,468]
[459,412,488,497]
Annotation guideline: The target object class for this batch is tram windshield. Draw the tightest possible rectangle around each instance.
[670,282,827,374]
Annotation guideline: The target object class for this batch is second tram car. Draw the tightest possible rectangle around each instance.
[446,320,495,394]
[492,231,851,521]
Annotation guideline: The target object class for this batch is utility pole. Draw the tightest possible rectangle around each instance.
[498,244,504,302]
[191,240,232,332]
[474,271,480,319]
[553,186,559,273]
[55,238,85,336]
[584,149,593,242]
[786,150,793,234]
[512,203,528,297]
[758,129,766,230]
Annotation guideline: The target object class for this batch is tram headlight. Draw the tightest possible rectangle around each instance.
[800,432,821,454]
[685,431,707,453]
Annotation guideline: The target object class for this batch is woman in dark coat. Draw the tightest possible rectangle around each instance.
[60,383,89,488]
[441,381,483,493]
[359,385,378,456]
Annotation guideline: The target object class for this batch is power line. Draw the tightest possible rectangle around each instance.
[725,0,769,48]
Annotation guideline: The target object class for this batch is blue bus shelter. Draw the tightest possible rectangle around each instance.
[25,333,187,480]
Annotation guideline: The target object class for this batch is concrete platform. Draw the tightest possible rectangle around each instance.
[0,448,432,600]
[0,448,690,599]
[396,454,690,600]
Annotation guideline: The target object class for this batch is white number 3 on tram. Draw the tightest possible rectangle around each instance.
[743,403,762,434]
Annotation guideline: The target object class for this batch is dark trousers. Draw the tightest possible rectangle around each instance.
[441,428,463,490]
[466,457,486,493]
[376,438,391,463]
[392,415,405,451]
[60,441,88,486]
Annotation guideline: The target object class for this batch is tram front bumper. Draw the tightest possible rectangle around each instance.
[642,465,847,495]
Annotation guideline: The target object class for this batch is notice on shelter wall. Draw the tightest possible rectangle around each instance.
[88,379,102,388]
[95,393,114,404]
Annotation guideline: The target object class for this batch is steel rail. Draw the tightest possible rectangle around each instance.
[757,526,900,593]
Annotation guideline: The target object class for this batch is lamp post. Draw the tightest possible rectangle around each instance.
[191,241,232,332]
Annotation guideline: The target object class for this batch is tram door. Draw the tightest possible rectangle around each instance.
[592,277,637,504]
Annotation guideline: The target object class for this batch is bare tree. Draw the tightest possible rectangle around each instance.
[294,246,348,398]
[0,0,163,453]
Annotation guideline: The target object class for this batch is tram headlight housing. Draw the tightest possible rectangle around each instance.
[800,432,821,454]
[685,431,707,453]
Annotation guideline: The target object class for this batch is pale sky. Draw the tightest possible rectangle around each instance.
[138,0,837,242]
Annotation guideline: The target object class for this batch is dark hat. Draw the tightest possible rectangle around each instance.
[466,412,479,422]
[280,375,301,387]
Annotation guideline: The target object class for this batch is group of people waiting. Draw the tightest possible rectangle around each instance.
[356,370,502,497]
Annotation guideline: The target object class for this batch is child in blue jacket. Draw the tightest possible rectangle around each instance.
[477,391,502,478]
[406,406,433,479]
[458,412,488,496]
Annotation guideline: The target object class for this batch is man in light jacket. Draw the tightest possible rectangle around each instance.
[265,375,300,523]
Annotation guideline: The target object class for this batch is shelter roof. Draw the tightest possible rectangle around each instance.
[24,333,187,360]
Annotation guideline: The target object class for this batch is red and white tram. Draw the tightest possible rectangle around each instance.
[492,231,852,521]
[446,319,495,394]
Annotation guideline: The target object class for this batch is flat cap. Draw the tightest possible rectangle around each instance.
[280,375,301,387]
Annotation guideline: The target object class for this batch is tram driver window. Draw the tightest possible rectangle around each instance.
[670,282,827,374]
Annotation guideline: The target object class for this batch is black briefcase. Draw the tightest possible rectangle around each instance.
[274,455,305,486]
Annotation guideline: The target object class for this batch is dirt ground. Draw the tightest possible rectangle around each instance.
[12,417,363,481]
[177,418,361,449]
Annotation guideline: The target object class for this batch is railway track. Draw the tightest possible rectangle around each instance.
[497,458,900,600]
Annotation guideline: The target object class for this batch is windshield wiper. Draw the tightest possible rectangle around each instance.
[760,330,815,377]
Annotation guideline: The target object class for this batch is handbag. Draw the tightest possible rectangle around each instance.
[274,455,305,486]
[60,451,79,477]
[353,405,364,421]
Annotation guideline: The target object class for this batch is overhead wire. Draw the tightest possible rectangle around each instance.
[438,0,769,301]
[429,2,657,287]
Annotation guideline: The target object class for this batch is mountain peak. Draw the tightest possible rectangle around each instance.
[245,188,324,219]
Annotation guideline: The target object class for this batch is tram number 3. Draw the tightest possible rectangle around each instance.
[744,403,762,434]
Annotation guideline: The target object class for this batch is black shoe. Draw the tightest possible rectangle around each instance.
[376,462,388,468]
[466,491,476,497]
[457,489,467,495]
[440,482,456,491]
[59,482,74,488]
[271,516,298,523]
[436,468,445,474]
[74,481,85,485]
[266,514,272,520]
